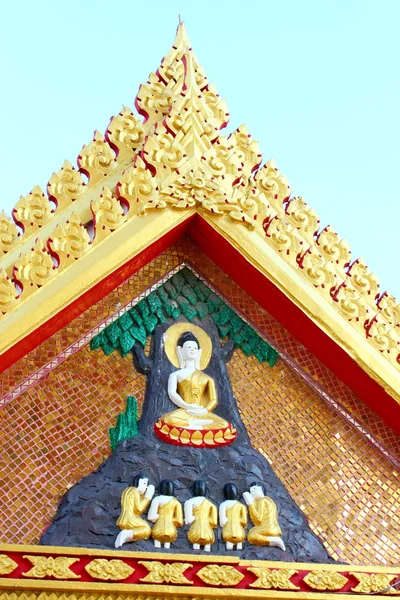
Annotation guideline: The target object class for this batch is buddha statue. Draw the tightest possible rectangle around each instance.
[147,479,183,548]
[219,482,247,550]
[184,480,218,552]
[154,327,236,447]
[114,473,155,548]
[243,482,285,550]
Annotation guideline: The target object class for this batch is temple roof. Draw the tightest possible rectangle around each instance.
[0,23,399,432]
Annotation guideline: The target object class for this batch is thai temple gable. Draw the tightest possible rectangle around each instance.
[0,21,399,600]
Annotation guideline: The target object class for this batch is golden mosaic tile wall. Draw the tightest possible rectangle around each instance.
[0,237,399,566]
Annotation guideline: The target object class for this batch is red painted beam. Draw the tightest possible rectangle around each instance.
[188,216,400,435]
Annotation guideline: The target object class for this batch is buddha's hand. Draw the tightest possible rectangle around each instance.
[186,406,208,416]
[145,484,155,500]
[242,492,253,506]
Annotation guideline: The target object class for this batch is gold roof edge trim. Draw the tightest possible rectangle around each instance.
[0,23,399,399]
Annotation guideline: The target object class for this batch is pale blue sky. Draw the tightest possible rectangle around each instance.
[1,0,399,296]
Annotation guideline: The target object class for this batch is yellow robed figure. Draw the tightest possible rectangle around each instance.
[219,483,247,550]
[243,483,286,550]
[148,479,183,548]
[115,474,155,548]
[184,480,218,551]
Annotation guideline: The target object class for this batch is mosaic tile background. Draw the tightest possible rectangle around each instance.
[0,237,399,566]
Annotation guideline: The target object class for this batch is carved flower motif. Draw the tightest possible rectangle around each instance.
[351,572,399,594]
[197,564,244,587]
[139,561,193,584]
[0,554,18,576]
[248,567,299,590]
[22,555,80,579]
[304,570,348,591]
[85,559,134,581]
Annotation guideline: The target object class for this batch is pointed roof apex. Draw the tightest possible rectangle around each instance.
[173,20,191,51]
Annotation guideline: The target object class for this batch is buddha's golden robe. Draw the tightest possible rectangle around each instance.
[116,487,151,540]
[151,498,183,544]
[247,497,282,546]
[162,370,229,429]
[188,499,218,546]
[222,501,247,544]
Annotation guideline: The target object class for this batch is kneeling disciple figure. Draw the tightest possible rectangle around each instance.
[115,473,155,548]
[184,480,218,552]
[243,482,286,550]
[219,483,247,550]
[148,479,183,549]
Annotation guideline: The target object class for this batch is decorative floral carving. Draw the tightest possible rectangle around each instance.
[13,239,55,295]
[230,125,261,176]
[78,131,116,187]
[47,160,85,211]
[0,212,20,255]
[298,247,336,293]
[142,124,187,177]
[197,565,244,586]
[253,160,290,213]
[13,186,54,233]
[139,561,192,584]
[91,187,126,244]
[264,216,303,263]
[48,212,91,269]
[85,559,134,581]
[316,225,351,278]
[346,258,380,307]
[137,72,175,123]
[350,572,400,594]
[333,283,370,329]
[0,554,18,575]
[107,107,145,164]
[162,168,227,210]
[377,292,400,328]
[117,158,160,216]
[22,555,80,579]
[303,570,348,590]
[0,269,18,315]
[248,567,299,590]
[285,196,320,244]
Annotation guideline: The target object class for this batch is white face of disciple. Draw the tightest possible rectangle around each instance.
[250,485,264,499]
[180,340,199,362]
[137,477,148,494]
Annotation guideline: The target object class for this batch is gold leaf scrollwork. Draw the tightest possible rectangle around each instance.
[0,269,18,315]
[316,225,351,278]
[78,131,116,187]
[13,186,54,233]
[48,212,91,270]
[230,125,261,176]
[248,567,299,590]
[298,247,336,293]
[350,572,400,594]
[347,258,380,308]
[0,212,20,255]
[139,561,193,584]
[0,554,18,576]
[378,292,400,328]
[117,158,160,216]
[85,559,134,581]
[161,168,226,210]
[91,187,126,244]
[13,239,55,296]
[197,564,244,587]
[285,196,320,244]
[107,107,145,164]
[264,216,303,263]
[22,555,80,579]
[253,160,290,214]
[47,160,85,211]
[303,570,348,591]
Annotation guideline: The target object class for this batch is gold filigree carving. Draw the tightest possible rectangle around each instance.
[47,160,85,211]
[138,561,192,584]
[117,158,159,215]
[0,212,20,255]
[303,570,348,590]
[197,564,244,587]
[107,107,145,165]
[350,572,400,594]
[333,282,371,330]
[264,217,303,263]
[0,269,18,315]
[22,555,80,579]
[298,247,336,293]
[78,131,116,187]
[285,197,320,244]
[142,123,187,178]
[347,258,380,308]
[316,225,351,278]
[378,292,400,328]
[248,567,299,590]
[161,168,226,210]
[253,160,290,214]
[13,186,54,233]
[48,212,91,270]
[0,554,18,576]
[13,239,55,297]
[91,187,126,244]
[85,559,134,581]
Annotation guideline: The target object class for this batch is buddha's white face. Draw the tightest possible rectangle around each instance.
[180,340,199,362]
[137,477,148,493]
[250,485,264,499]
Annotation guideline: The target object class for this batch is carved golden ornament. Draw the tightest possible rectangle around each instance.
[137,72,175,123]
[253,160,290,213]
[197,564,244,587]
[0,269,18,315]
[347,258,380,308]
[164,322,212,369]
[12,186,54,233]
[303,570,348,591]
[78,131,116,187]
[0,554,18,576]
[230,125,261,176]
[202,83,230,127]
[0,212,20,255]
[106,107,145,164]
[248,567,299,590]
[316,225,351,277]
[285,197,320,244]
[366,315,400,355]
[162,168,226,209]
[203,136,241,180]
[264,216,303,263]
[85,558,134,581]
[351,572,400,594]
[143,124,187,177]
[117,158,159,216]
[378,292,400,328]
[13,239,55,294]
[139,561,192,584]
[91,187,126,244]
[333,283,370,328]
[298,247,336,293]
[48,212,91,269]
[47,160,85,211]
[22,555,80,579]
